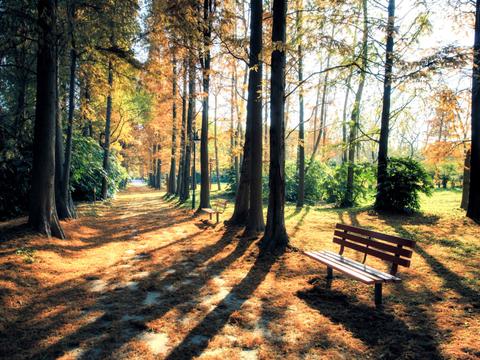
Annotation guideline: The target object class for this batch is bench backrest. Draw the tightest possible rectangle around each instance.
[213,200,228,213]
[334,223,415,275]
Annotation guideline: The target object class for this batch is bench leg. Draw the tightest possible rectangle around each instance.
[326,266,333,279]
[216,212,219,224]
[209,213,212,221]
[326,267,333,289]
[375,283,382,307]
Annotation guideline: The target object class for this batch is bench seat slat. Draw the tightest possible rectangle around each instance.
[336,223,415,248]
[333,237,411,268]
[202,208,216,214]
[321,251,401,282]
[304,251,381,284]
[333,230,412,258]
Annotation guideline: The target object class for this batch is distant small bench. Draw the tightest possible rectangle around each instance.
[202,200,228,224]
[303,223,415,307]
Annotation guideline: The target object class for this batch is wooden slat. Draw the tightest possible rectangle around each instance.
[304,251,380,284]
[202,208,216,214]
[333,237,411,268]
[336,223,415,248]
[334,230,413,258]
[322,251,401,282]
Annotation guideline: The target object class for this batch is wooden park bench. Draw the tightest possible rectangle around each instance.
[202,200,228,224]
[303,223,415,307]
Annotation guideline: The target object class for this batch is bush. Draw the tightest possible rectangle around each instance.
[71,136,128,201]
[322,162,376,207]
[376,157,433,213]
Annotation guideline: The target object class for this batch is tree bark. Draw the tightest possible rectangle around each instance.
[180,57,195,203]
[29,0,65,239]
[261,0,288,252]
[296,0,305,208]
[244,0,265,236]
[375,0,396,210]
[176,60,188,196]
[461,149,471,210]
[467,0,480,223]
[198,0,212,211]
[101,60,113,200]
[344,0,368,207]
[169,57,178,194]
[342,71,353,164]
[214,94,221,190]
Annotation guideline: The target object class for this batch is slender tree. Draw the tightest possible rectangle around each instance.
[375,0,396,210]
[467,0,480,223]
[245,0,265,236]
[199,0,212,210]
[296,0,305,208]
[29,0,65,238]
[180,57,195,202]
[176,59,188,196]
[168,56,178,194]
[261,0,288,252]
[344,0,368,207]
[101,59,113,199]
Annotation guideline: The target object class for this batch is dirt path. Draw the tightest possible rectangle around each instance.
[0,185,478,359]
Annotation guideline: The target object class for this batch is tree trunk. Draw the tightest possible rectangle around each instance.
[461,148,471,210]
[199,0,212,210]
[342,71,353,164]
[344,0,368,207]
[244,0,265,236]
[101,60,113,199]
[177,60,188,196]
[467,0,480,223]
[29,0,65,239]
[261,0,288,252]
[296,0,305,208]
[375,0,396,211]
[169,57,178,194]
[55,58,71,220]
[214,94,221,190]
[180,57,195,203]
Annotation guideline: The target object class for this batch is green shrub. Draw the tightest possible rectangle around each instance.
[322,162,376,207]
[71,135,128,200]
[376,157,433,213]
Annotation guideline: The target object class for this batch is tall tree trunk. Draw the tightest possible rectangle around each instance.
[29,0,65,239]
[101,60,113,200]
[199,0,212,210]
[264,66,269,172]
[55,56,70,220]
[261,0,288,252]
[342,71,353,164]
[375,0,396,210]
[177,60,188,196]
[467,0,480,223]
[169,57,178,194]
[156,147,162,189]
[461,148,471,210]
[296,0,305,208]
[244,0,265,236]
[344,0,368,207]
[180,57,195,203]
[214,94,221,190]
[307,31,333,170]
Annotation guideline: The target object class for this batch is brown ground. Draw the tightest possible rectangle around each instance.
[0,185,479,360]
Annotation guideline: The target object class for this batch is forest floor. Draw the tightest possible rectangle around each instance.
[0,184,479,360]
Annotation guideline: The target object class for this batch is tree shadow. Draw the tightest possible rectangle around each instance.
[165,249,277,359]
[298,281,445,359]
[12,227,255,359]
